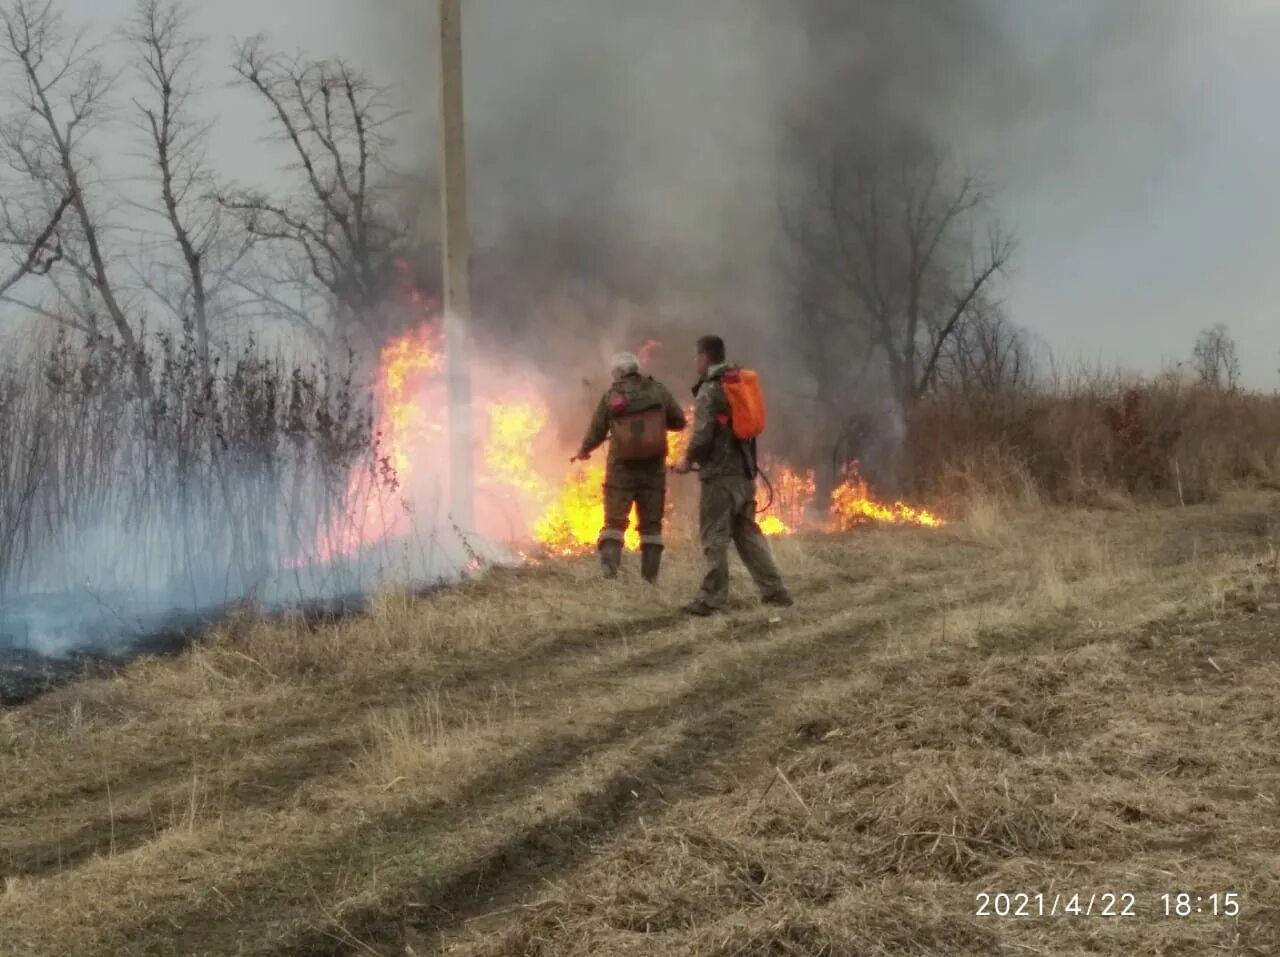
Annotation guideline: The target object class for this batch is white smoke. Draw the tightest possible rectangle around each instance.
[0,459,506,658]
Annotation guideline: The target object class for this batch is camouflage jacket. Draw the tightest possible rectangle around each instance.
[578,372,687,487]
[685,363,756,482]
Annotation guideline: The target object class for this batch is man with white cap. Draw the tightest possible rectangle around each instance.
[573,351,687,582]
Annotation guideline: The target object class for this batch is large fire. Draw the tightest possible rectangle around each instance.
[319,316,944,563]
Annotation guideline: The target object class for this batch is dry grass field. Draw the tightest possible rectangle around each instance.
[3,490,1280,955]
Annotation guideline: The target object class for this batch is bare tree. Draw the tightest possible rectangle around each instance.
[220,38,404,347]
[779,222,877,412]
[0,187,71,298]
[0,0,149,393]
[933,299,1037,396]
[781,138,1014,410]
[127,0,243,379]
[1190,323,1240,391]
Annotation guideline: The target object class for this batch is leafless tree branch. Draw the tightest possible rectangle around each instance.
[0,0,148,392]
[127,0,220,376]
[781,133,1016,409]
[219,37,404,344]
[1190,323,1240,391]
[0,187,70,298]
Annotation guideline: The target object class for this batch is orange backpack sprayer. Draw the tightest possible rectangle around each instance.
[720,368,766,440]
[721,367,776,513]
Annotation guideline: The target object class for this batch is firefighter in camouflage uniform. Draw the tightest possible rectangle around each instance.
[672,335,793,615]
[573,352,687,582]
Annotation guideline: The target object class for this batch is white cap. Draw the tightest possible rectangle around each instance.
[610,351,640,378]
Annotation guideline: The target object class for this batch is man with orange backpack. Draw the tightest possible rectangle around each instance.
[671,334,793,615]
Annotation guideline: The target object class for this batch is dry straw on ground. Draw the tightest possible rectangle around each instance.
[3,488,1280,955]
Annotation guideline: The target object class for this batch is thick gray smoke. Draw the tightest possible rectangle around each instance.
[346,1,1207,418]
[345,0,1204,483]
[359,3,1196,292]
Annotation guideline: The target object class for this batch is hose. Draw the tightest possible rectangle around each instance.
[755,465,776,514]
[672,451,775,515]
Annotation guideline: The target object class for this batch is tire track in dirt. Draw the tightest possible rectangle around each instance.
[271,616,916,956]
[1,572,910,878]
[7,504,1269,951]
[95,577,1007,957]
[2,610,703,876]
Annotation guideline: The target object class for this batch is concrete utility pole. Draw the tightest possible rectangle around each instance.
[438,0,474,534]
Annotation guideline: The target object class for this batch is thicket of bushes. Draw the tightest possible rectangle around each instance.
[905,369,1280,510]
[0,328,381,601]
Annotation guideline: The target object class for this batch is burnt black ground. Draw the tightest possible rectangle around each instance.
[0,587,423,706]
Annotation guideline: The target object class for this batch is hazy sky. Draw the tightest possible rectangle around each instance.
[46,0,1280,388]
[990,1,1280,386]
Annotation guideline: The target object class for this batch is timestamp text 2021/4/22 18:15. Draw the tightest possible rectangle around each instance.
[975,891,1241,918]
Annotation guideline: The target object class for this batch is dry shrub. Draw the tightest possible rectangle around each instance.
[0,328,380,599]
[905,370,1280,509]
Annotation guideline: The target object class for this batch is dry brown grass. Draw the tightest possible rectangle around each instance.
[907,372,1280,510]
[3,490,1280,955]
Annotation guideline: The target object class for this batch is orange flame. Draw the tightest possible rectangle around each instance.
[314,323,944,566]
[485,403,552,499]
[757,460,816,536]
[305,323,444,565]
[665,405,695,466]
[533,464,640,555]
[829,462,945,530]
[380,325,445,479]
[637,339,663,366]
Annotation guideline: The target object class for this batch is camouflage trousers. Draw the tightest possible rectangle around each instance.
[695,474,787,607]
[598,483,666,547]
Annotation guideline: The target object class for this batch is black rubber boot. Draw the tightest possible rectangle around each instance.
[640,544,663,584]
[599,539,623,578]
[681,598,720,616]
